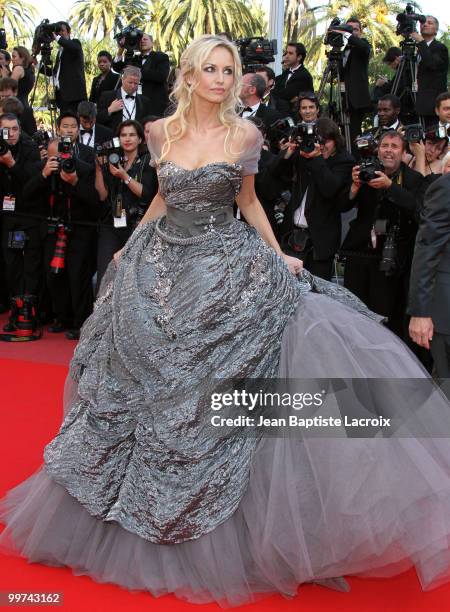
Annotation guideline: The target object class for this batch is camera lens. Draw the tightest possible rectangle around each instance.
[108,152,121,166]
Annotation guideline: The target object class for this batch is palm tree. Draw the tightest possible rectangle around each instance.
[0,0,37,39]
[158,0,264,61]
[285,0,315,44]
[70,0,149,40]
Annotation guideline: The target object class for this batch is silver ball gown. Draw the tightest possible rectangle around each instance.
[2,122,450,607]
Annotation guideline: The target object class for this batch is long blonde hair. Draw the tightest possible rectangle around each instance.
[161,35,244,161]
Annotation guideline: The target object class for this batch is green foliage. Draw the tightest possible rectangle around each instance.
[0,0,37,42]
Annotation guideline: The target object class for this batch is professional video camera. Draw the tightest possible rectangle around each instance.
[114,25,144,65]
[269,117,322,153]
[0,28,7,50]
[32,19,60,57]
[0,128,10,156]
[235,37,277,71]
[355,132,384,182]
[57,137,76,173]
[324,17,354,49]
[96,137,124,168]
[396,3,426,37]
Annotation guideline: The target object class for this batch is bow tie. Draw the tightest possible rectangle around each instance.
[80,129,93,136]
[242,106,254,113]
[125,94,135,100]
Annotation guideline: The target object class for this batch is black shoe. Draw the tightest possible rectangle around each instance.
[3,322,16,332]
[65,329,80,340]
[48,321,66,333]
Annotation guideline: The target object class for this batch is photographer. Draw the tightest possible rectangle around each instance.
[271,117,354,280]
[23,113,98,340]
[339,17,372,147]
[0,49,11,78]
[412,16,449,127]
[407,135,448,180]
[297,93,320,123]
[340,130,426,337]
[373,94,403,135]
[95,119,158,287]
[77,101,112,149]
[89,51,119,105]
[97,66,152,133]
[373,47,402,103]
[113,32,170,117]
[273,43,314,111]
[0,112,42,330]
[435,92,450,132]
[0,78,36,136]
[50,22,87,112]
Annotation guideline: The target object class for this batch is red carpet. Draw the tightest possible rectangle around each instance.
[0,323,450,610]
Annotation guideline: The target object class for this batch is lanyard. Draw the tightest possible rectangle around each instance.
[122,97,136,120]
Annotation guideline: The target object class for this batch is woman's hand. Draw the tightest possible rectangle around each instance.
[109,162,128,181]
[113,248,123,267]
[282,254,303,276]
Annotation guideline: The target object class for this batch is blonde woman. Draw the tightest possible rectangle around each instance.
[3,35,450,607]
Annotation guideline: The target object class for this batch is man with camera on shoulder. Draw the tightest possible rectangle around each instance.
[23,111,98,340]
[0,112,42,332]
[340,130,426,338]
[49,22,87,112]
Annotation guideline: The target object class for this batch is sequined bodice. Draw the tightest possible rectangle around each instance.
[157,161,243,212]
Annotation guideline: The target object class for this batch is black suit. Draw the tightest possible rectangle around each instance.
[97,89,152,133]
[416,39,449,121]
[52,37,87,110]
[79,123,113,149]
[342,36,371,148]
[274,149,355,280]
[264,91,291,115]
[89,71,120,104]
[252,103,283,129]
[273,65,314,103]
[408,174,450,376]
[113,51,170,116]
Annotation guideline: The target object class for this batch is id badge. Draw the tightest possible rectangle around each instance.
[137,84,143,95]
[2,195,16,212]
[114,210,127,228]
[370,227,377,249]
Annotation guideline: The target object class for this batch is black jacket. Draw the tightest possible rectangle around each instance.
[274,149,355,260]
[97,89,152,133]
[0,135,41,218]
[52,37,87,102]
[89,70,120,104]
[416,39,449,116]
[343,35,372,110]
[113,51,170,117]
[253,103,283,130]
[340,164,426,268]
[407,174,450,334]
[264,92,291,115]
[78,123,113,149]
[273,65,314,102]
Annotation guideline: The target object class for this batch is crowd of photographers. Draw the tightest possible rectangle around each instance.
[0,9,449,375]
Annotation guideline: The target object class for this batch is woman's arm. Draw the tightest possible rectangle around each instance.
[236,174,302,274]
[95,163,108,201]
[11,66,24,81]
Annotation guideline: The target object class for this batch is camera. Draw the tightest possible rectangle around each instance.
[114,25,144,65]
[324,17,354,49]
[235,37,277,71]
[273,190,291,225]
[96,137,124,168]
[396,3,426,37]
[292,121,321,153]
[32,129,50,151]
[356,132,385,182]
[0,127,10,156]
[32,19,60,57]
[0,28,7,50]
[404,123,424,143]
[57,137,76,173]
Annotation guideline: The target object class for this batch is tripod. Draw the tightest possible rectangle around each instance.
[390,38,419,125]
[317,47,352,154]
[30,43,58,135]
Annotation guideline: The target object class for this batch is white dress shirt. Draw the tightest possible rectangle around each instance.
[121,87,137,120]
[241,102,261,118]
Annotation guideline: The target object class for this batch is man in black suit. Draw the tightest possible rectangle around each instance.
[411,15,449,127]
[51,22,87,112]
[89,51,120,104]
[77,101,113,149]
[273,42,314,112]
[254,66,291,115]
[97,66,152,133]
[240,73,282,129]
[340,130,426,338]
[408,168,450,378]
[339,17,372,149]
[272,117,354,280]
[0,79,36,136]
[113,33,170,117]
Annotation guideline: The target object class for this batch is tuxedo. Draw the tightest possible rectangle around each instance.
[241,102,282,129]
[97,89,152,133]
[273,65,314,103]
[263,92,291,115]
[416,39,449,118]
[89,71,120,104]
[113,51,170,117]
[408,174,450,376]
[51,37,87,109]
[79,123,113,148]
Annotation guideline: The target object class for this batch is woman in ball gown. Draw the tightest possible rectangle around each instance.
[2,35,450,608]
